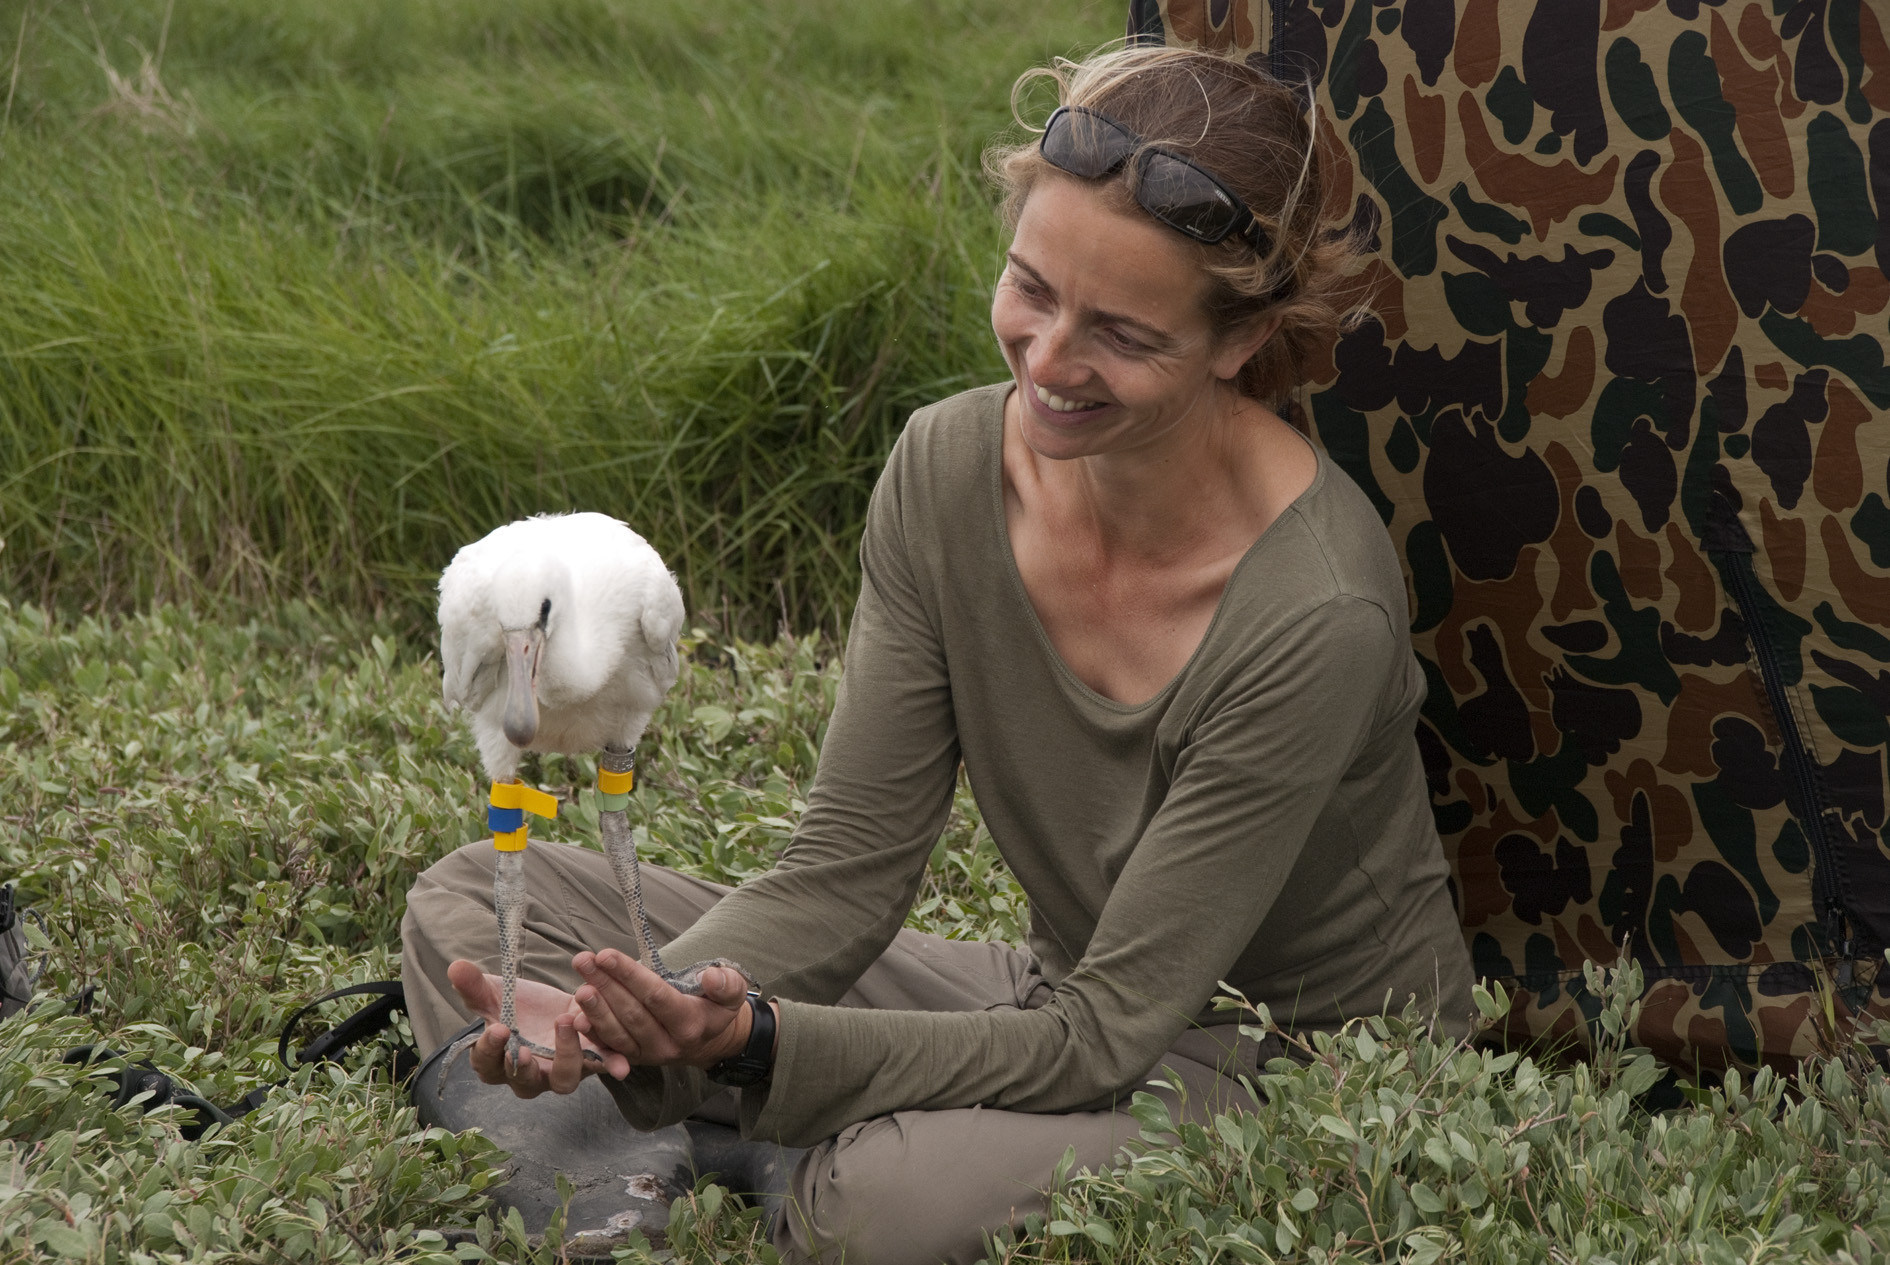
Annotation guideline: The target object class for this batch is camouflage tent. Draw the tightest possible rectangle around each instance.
[1135,0,1890,1071]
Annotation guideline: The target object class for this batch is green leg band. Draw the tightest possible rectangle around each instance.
[597,791,632,813]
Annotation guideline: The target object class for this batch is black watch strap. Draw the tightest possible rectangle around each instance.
[706,992,775,1088]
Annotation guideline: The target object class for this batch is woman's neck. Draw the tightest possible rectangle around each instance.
[1033,384,1292,566]
[1000,380,1317,705]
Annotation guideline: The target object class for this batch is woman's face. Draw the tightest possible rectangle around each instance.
[991,172,1261,464]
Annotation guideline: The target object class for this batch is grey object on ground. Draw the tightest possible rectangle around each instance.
[0,885,46,1018]
[414,1020,801,1258]
[416,1020,692,1252]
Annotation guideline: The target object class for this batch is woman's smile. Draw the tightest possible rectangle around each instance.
[1033,383,1104,415]
[1024,370,1112,426]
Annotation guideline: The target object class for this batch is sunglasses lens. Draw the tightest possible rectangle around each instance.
[1042,109,1136,179]
[1137,153,1240,242]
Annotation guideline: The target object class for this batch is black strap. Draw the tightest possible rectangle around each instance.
[61,981,411,1140]
[277,981,408,1071]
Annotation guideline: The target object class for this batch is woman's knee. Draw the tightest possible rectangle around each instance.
[423,839,498,887]
[405,841,500,932]
[777,1108,1127,1265]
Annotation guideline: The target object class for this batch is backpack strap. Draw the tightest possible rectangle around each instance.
[277,980,409,1072]
[61,981,413,1140]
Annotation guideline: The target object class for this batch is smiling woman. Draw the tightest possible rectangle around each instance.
[400,43,1475,1265]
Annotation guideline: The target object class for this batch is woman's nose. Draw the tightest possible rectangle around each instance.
[1026,320,1086,389]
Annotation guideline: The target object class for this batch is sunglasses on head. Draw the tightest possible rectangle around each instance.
[1039,105,1274,255]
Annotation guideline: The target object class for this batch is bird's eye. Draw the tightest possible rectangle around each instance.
[539,598,551,625]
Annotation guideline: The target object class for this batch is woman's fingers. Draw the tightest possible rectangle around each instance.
[574,948,746,1066]
[454,946,746,1076]
[573,951,676,1058]
[447,958,501,1020]
[693,965,750,1006]
[547,1015,589,1094]
[468,1021,546,1097]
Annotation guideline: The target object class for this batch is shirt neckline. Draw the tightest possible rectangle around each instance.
[986,382,1331,715]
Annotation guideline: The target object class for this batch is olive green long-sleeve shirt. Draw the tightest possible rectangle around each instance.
[608,382,1474,1147]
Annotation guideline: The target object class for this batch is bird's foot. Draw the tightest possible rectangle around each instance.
[436,1028,480,1098]
[660,957,756,997]
[434,1026,603,1097]
[507,1031,607,1067]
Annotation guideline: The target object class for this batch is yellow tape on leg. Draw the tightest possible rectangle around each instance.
[489,780,557,851]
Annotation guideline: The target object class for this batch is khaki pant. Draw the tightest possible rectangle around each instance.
[402,841,1271,1265]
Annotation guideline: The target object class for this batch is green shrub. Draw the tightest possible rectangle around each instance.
[0,597,1023,1260]
[989,967,1890,1265]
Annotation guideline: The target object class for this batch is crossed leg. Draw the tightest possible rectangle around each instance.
[402,840,1264,1265]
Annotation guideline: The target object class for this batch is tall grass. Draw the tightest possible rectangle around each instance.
[0,0,1111,633]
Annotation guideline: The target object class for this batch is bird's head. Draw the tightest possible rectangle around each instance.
[492,558,571,748]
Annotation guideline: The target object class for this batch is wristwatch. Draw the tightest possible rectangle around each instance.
[706,991,776,1087]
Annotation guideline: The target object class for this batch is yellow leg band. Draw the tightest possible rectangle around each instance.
[491,780,559,818]
[597,768,635,795]
[493,828,529,852]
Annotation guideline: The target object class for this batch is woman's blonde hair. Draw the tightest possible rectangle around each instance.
[985,46,1360,407]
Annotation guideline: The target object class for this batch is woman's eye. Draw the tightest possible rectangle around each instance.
[1106,329,1148,353]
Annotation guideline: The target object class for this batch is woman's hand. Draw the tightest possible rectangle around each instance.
[445,958,633,1095]
[569,949,756,1069]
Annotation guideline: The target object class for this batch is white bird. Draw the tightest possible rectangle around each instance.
[437,512,742,1068]
[439,511,684,783]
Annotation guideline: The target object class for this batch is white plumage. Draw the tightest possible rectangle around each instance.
[435,512,706,1067]
[439,512,685,782]
[432,513,746,1073]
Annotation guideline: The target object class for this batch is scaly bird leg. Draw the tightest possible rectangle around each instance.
[493,848,535,1065]
[436,779,602,1095]
[598,747,753,996]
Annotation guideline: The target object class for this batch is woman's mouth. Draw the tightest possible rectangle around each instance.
[1033,384,1106,415]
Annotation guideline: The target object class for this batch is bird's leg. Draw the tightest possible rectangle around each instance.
[493,847,530,1065]
[434,828,597,1098]
[484,779,599,1067]
[598,747,754,997]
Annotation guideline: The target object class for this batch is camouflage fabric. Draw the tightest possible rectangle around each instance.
[1137,0,1890,1072]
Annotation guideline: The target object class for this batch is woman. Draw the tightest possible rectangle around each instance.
[402,45,1474,1264]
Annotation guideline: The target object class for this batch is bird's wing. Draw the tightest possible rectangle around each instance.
[638,569,687,693]
[438,536,501,709]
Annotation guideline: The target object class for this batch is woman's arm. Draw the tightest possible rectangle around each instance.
[600,431,966,1126]
[738,594,1404,1145]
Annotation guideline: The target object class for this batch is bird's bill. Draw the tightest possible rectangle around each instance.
[501,626,544,747]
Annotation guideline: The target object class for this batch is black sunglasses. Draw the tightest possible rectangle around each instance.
[1039,105,1273,255]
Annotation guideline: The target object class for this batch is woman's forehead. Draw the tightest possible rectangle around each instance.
[1010,176,1210,327]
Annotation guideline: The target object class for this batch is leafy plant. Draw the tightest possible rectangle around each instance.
[988,965,1890,1265]
[0,597,1024,1259]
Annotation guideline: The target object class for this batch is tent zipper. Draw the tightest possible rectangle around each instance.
[1714,547,1855,981]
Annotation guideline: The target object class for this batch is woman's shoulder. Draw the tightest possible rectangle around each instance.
[872,381,1008,518]
[1223,449,1411,639]
[888,381,1008,473]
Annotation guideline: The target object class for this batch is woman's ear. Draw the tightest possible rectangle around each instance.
[1211,316,1281,382]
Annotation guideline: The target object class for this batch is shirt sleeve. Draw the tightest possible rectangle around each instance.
[604,431,962,1130]
[733,593,1403,1146]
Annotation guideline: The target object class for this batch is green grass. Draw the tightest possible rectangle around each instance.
[0,0,1109,636]
[991,974,1890,1265]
